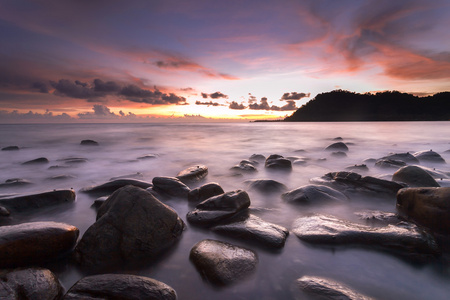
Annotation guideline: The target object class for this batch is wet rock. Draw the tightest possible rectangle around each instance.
[249,154,266,162]
[188,182,224,203]
[245,179,287,193]
[325,142,348,152]
[110,172,144,180]
[186,190,250,226]
[333,137,343,141]
[0,205,10,216]
[211,214,289,248]
[0,222,79,268]
[48,165,71,170]
[355,210,402,226]
[137,154,158,160]
[176,165,208,184]
[91,196,109,209]
[75,186,185,270]
[0,190,75,212]
[46,174,76,181]
[375,158,406,169]
[297,276,373,300]
[231,161,258,173]
[1,146,19,151]
[190,239,258,286]
[363,158,377,165]
[291,214,439,257]
[64,158,88,164]
[80,179,152,195]
[265,154,292,171]
[415,166,450,179]
[63,274,176,300]
[0,268,64,300]
[293,159,307,165]
[282,184,347,204]
[80,139,99,146]
[331,151,347,157]
[413,150,446,163]
[152,176,190,198]
[397,187,450,234]
[345,164,369,172]
[392,165,440,187]
[381,152,419,164]
[0,178,33,188]
[22,157,49,165]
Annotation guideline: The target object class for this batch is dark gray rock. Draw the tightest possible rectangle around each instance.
[80,140,99,146]
[325,142,348,152]
[22,157,49,165]
[63,274,176,300]
[249,154,266,162]
[345,164,369,172]
[355,210,402,226]
[282,184,347,204]
[0,206,10,216]
[137,154,158,160]
[211,215,289,248]
[110,172,144,180]
[188,182,224,203]
[413,150,446,163]
[1,146,19,151]
[331,151,347,157]
[297,276,373,300]
[397,187,450,234]
[152,176,190,198]
[381,152,419,164]
[176,165,208,184]
[392,165,440,187]
[80,179,153,195]
[0,268,63,300]
[265,154,292,171]
[75,186,185,270]
[0,222,79,268]
[231,161,257,173]
[245,179,287,193]
[0,178,33,188]
[0,190,75,212]
[190,239,257,286]
[333,137,343,141]
[46,175,76,181]
[291,215,439,257]
[363,158,377,165]
[375,158,406,169]
[91,196,109,209]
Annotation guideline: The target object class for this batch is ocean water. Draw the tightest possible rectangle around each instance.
[0,122,449,299]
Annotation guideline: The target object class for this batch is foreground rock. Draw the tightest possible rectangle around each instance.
[0,268,63,300]
[297,276,373,300]
[186,190,250,226]
[190,239,257,286]
[0,222,79,268]
[282,184,347,204]
[80,139,99,146]
[176,165,208,184]
[413,150,446,163]
[265,154,292,171]
[80,179,152,195]
[245,179,287,194]
[0,190,75,212]
[152,176,190,198]
[291,215,439,258]
[211,214,289,248]
[397,187,450,234]
[22,157,49,165]
[392,166,440,187]
[325,142,349,152]
[75,186,185,269]
[188,182,224,203]
[63,274,176,300]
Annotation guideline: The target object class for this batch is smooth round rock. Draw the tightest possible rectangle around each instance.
[188,182,224,203]
[325,142,348,152]
[22,157,49,165]
[80,140,99,146]
[152,176,190,198]
[265,154,292,171]
[176,165,208,184]
[297,276,373,300]
[413,150,446,163]
[0,190,76,212]
[392,166,440,187]
[282,184,347,204]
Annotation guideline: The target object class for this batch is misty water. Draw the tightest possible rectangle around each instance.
[0,122,449,299]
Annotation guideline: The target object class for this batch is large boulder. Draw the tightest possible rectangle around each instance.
[190,239,258,286]
[0,222,79,268]
[0,268,63,300]
[75,185,185,270]
[291,215,439,258]
[282,184,347,204]
[0,190,75,212]
[211,214,289,248]
[188,182,224,203]
[397,187,450,234]
[413,150,446,163]
[176,165,208,184]
[297,276,373,300]
[265,154,292,171]
[245,179,287,194]
[392,165,440,187]
[80,179,153,195]
[63,274,176,300]
[152,176,190,198]
[325,142,349,152]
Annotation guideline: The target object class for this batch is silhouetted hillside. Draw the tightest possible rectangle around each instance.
[285,90,450,121]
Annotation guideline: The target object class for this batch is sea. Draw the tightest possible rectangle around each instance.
[0,122,449,299]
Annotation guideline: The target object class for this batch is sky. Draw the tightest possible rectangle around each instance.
[0,0,449,122]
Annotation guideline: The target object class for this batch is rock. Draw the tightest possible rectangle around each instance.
[249,154,266,162]
[381,152,419,164]
[63,274,176,300]
[392,165,440,187]
[375,158,407,169]
[75,186,185,269]
[333,137,343,140]
[265,154,292,171]
[245,179,287,193]
[1,146,19,151]
[80,140,99,146]
[46,175,76,181]
[291,215,439,257]
[176,165,208,184]
[80,179,153,195]
[363,158,377,165]
[186,190,250,226]
[0,178,33,188]
[0,190,75,212]
[345,164,369,172]
[189,239,257,286]
[331,151,347,157]
[91,196,109,209]
[0,268,63,300]
[0,222,79,268]
[0,205,10,216]
[325,142,348,152]
[137,154,158,160]
[297,276,373,300]
[415,166,450,179]
[22,157,49,165]
[397,187,450,234]
[152,176,190,198]
[110,172,144,180]
[211,215,289,248]
[355,210,402,226]
[413,150,446,163]
[230,161,257,173]
[188,182,224,203]
[282,184,347,204]
[64,158,88,164]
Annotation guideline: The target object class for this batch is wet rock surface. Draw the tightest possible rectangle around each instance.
[0,222,79,268]
[176,165,208,184]
[152,176,190,198]
[375,158,406,169]
[80,139,99,146]
[0,190,76,212]
[80,179,153,195]
[22,157,49,165]
[0,178,33,188]
[413,150,446,163]
[188,182,224,203]
[1,146,19,151]
[392,165,440,187]
[325,142,349,151]
[245,179,287,193]
[63,274,176,300]
[231,161,258,173]
[265,154,292,171]
[381,152,419,164]
[282,184,347,204]
[297,276,373,300]
[189,239,258,286]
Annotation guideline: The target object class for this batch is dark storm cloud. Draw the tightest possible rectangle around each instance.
[229,101,247,110]
[195,101,223,106]
[120,84,186,105]
[201,91,228,99]
[280,92,310,100]
[31,82,49,93]
[51,79,95,99]
[93,79,121,93]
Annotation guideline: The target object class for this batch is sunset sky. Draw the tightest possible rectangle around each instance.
[1,0,449,122]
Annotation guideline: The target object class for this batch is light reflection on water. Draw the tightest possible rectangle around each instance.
[0,122,449,299]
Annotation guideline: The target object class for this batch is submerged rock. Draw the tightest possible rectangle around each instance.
[245,179,287,193]
[0,222,79,268]
[63,274,176,300]
[75,186,185,270]
[190,239,257,286]
[413,150,446,163]
[188,182,224,203]
[381,152,419,164]
[0,178,33,188]
[80,140,99,146]
[355,210,402,226]
[392,165,440,187]
[0,190,75,212]
[1,146,19,151]
[282,184,347,204]
[331,151,347,157]
[110,172,144,180]
[249,154,266,162]
[325,142,349,152]
[397,187,450,234]
[297,276,373,300]
[265,154,292,171]
[80,179,152,195]
[152,176,190,198]
[231,161,258,173]
[345,164,369,172]
[46,175,76,181]
[22,157,49,165]
[375,158,406,169]
[176,165,208,184]
[137,154,158,160]
[0,205,10,216]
